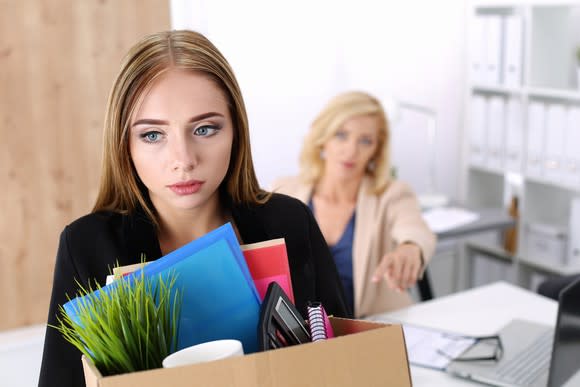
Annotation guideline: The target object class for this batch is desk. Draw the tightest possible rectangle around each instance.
[435,207,514,241]
[0,323,45,387]
[428,207,515,295]
[367,281,558,386]
[0,283,557,387]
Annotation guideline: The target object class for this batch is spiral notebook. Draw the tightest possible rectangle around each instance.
[306,302,334,341]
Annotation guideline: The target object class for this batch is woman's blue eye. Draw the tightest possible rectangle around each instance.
[141,131,161,143]
[360,137,374,146]
[194,125,219,137]
[335,131,347,139]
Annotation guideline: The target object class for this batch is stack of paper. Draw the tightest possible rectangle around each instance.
[403,324,475,370]
[422,207,480,233]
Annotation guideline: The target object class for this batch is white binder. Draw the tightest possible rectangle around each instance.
[526,102,546,178]
[486,96,505,170]
[568,198,580,266]
[564,107,580,186]
[505,98,524,173]
[469,16,486,84]
[470,95,487,166]
[484,16,503,85]
[502,15,523,88]
[544,104,567,183]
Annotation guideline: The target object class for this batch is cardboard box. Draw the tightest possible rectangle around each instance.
[526,222,568,265]
[82,317,411,387]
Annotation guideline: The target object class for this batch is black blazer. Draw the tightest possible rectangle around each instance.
[38,193,351,387]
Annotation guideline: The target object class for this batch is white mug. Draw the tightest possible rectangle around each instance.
[162,339,244,368]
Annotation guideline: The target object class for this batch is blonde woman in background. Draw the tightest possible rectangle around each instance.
[273,91,436,318]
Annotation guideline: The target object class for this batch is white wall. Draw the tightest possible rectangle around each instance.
[171,0,467,199]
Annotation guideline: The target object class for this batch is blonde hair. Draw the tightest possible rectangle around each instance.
[93,30,268,225]
[299,91,391,194]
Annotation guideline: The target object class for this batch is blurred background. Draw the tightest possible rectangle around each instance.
[4,0,580,385]
[0,0,466,332]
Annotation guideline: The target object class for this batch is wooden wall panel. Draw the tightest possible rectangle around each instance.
[0,0,170,330]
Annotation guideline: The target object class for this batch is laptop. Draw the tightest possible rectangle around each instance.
[446,277,580,387]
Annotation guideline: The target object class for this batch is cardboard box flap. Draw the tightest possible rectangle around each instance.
[329,316,388,336]
[82,356,103,387]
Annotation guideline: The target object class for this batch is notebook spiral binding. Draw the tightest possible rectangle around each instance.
[307,302,327,342]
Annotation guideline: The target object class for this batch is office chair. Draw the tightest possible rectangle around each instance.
[417,269,434,301]
[538,274,580,301]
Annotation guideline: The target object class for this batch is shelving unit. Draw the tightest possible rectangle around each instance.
[527,87,580,101]
[471,84,523,95]
[463,0,580,290]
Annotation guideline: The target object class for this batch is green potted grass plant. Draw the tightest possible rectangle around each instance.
[52,268,182,376]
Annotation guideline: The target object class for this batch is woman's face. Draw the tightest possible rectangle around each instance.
[129,69,233,216]
[321,114,380,182]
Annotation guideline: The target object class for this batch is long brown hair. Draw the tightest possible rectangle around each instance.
[93,30,268,225]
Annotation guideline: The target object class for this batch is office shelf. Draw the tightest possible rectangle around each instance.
[527,87,580,102]
[523,174,580,193]
[471,84,523,95]
[468,163,504,175]
[466,241,514,262]
[466,241,515,263]
[518,255,580,276]
[463,1,580,290]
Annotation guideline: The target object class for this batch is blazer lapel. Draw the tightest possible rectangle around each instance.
[353,177,378,314]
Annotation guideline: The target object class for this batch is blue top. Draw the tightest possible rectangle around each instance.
[309,199,356,314]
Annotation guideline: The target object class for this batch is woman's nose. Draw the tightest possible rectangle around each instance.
[170,136,197,172]
[343,139,359,157]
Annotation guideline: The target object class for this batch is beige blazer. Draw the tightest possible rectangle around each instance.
[272,176,436,318]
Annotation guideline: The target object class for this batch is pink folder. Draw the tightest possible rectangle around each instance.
[241,238,295,303]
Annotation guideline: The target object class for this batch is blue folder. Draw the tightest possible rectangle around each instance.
[63,223,261,354]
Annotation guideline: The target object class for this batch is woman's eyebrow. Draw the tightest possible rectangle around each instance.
[132,112,225,127]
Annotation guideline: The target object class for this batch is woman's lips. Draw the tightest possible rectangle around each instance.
[168,180,204,195]
[342,161,355,169]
